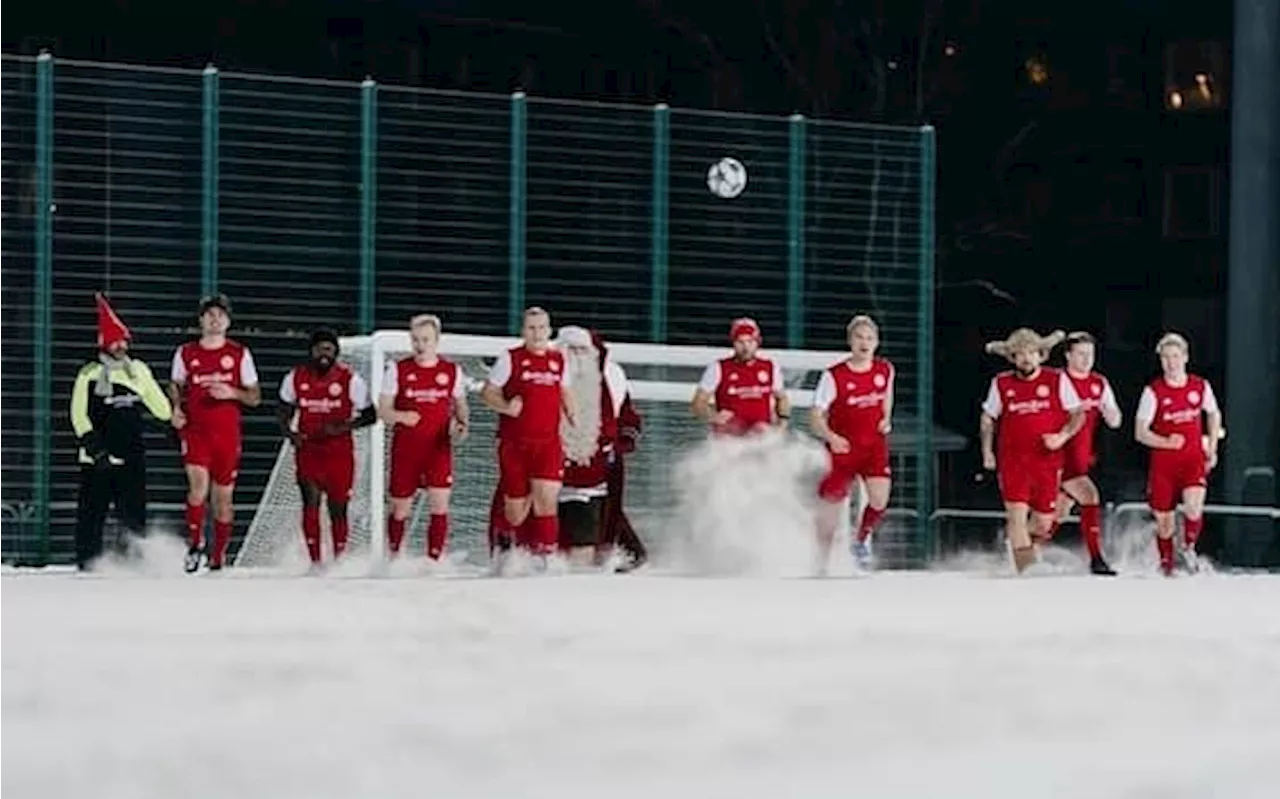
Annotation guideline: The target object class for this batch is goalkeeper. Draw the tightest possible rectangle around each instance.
[70,294,172,570]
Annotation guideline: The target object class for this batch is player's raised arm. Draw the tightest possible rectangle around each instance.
[482,350,521,416]
[978,377,1001,470]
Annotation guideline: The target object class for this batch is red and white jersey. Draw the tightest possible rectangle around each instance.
[171,339,259,434]
[279,363,369,441]
[982,367,1081,460]
[381,357,466,441]
[1063,370,1119,459]
[698,356,784,431]
[813,358,894,445]
[1136,375,1218,458]
[487,345,571,441]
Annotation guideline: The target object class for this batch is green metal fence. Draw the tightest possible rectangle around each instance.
[0,53,936,566]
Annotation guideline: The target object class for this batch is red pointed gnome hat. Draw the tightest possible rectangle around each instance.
[96,292,131,350]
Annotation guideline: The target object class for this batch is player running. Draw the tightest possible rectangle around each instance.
[691,317,790,435]
[980,328,1085,573]
[1050,332,1121,575]
[379,314,470,562]
[1134,332,1223,576]
[169,294,262,572]
[810,315,894,571]
[482,307,576,570]
[277,328,374,570]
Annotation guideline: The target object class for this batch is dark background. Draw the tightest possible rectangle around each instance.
[3,0,1239,511]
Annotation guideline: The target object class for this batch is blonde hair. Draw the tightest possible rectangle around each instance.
[524,306,550,322]
[846,314,879,336]
[410,313,441,335]
[1155,332,1189,354]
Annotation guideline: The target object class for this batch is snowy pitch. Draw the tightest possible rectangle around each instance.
[4,551,1280,799]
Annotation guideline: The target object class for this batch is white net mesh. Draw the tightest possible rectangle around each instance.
[237,333,846,568]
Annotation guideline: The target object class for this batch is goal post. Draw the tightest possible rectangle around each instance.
[237,332,851,568]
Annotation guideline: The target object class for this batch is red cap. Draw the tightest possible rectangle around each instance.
[729,317,761,343]
[96,292,131,350]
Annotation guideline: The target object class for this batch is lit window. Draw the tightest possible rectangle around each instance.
[1164,41,1227,110]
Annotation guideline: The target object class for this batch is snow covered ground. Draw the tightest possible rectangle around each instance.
[4,543,1280,799]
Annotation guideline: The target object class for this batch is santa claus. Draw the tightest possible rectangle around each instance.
[487,327,646,571]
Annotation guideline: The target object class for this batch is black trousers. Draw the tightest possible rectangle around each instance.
[75,457,147,568]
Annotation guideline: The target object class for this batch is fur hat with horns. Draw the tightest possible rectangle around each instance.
[984,327,1066,361]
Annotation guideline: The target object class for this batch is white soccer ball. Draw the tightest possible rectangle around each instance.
[706,156,748,199]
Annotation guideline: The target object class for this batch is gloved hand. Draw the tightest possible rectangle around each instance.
[618,427,639,455]
[80,433,108,464]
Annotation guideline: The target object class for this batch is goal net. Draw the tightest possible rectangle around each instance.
[237,332,848,568]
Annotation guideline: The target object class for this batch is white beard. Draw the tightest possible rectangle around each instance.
[562,350,603,466]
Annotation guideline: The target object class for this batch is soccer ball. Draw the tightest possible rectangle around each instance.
[706,157,748,199]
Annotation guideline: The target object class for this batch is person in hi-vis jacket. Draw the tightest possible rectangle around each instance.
[70,293,172,569]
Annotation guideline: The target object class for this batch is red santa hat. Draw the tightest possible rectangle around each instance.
[96,292,131,350]
[729,317,761,343]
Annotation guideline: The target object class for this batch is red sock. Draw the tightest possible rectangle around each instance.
[516,516,534,550]
[856,506,885,543]
[531,515,559,555]
[1157,536,1175,573]
[427,514,448,560]
[331,514,349,558]
[388,517,406,554]
[1080,504,1102,558]
[185,502,206,548]
[210,520,233,567]
[302,506,322,563]
[1184,516,1204,549]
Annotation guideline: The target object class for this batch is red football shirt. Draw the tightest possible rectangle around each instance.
[380,357,466,442]
[698,356,784,432]
[171,339,259,435]
[1063,370,1119,465]
[487,345,571,441]
[813,358,894,444]
[279,362,369,445]
[981,367,1081,462]
[1136,374,1217,461]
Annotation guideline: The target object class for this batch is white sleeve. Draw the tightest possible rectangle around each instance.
[170,348,187,384]
[1058,372,1082,411]
[813,371,837,411]
[1201,381,1219,414]
[240,349,260,387]
[696,362,721,394]
[1135,386,1157,424]
[772,363,784,393]
[981,378,1002,418]
[487,351,512,388]
[453,365,468,398]
[278,369,298,404]
[1101,380,1121,416]
[380,363,399,398]
[349,373,371,411]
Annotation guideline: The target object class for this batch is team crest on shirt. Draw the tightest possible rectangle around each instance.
[1188,391,1200,405]
[192,358,201,367]
[757,370,769,383]
[328,382,342,397]
[1005,389,1015,398]
[521,359,531,367]
[1163,397,1172,405]
[435,372,449,385]
[873,374,886,388]
[1091,383,1102,396]
[729,373,739,382]
[220,355,234,370]
[407,372,417,382]
[300,383,310,392]
[1036,385,1050,398]
[549,360,560,372]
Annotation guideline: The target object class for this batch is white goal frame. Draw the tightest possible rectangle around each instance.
[352,331,846,563]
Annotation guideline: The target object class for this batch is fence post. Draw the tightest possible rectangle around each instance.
[786,114,807,348]
[359,77,378,333]
[201,65,219,296]
[915,125,938,565]
[33,51,54,566]
[507,91,528,334]
[649,103,670,343]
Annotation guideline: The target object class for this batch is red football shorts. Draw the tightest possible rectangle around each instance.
[1061,441,1095,481]
[498,437,564,499]
[818,438,892,502]
[181,428,241,485]
[1147,454,1207,512]
[389,434,453,497]
[997,455,1062,515]
[296,442,355,501]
